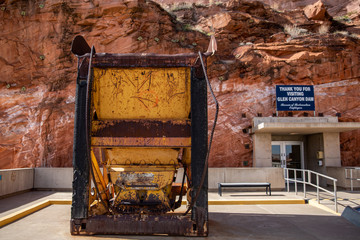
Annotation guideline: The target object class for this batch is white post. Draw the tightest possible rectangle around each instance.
[350,169,353,192]
[334,181,338,213]
[295,170,297,195]
[303,170,306,198]
[316,174,320,204]
[287,168,289,192]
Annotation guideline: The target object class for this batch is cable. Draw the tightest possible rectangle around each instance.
[173,166,187,210]
[184,52,219,215]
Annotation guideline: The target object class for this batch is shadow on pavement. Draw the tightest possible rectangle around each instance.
[0,191,54,214]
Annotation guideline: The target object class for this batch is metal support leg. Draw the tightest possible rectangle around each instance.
[269,184,271,196]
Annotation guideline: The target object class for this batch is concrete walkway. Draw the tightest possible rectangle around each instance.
[0,190,359,239]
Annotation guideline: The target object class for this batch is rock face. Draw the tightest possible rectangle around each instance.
[212,36,360,167]
[304,0,329,20]
[0,0,360,168]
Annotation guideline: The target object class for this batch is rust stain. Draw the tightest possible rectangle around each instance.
[91,137,191,147]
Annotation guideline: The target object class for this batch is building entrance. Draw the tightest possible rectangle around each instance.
[271,141,304,178]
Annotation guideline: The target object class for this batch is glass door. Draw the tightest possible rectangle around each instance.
[272,141,304,178]
[271,144,283,168]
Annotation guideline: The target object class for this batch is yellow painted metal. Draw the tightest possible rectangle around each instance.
[92,67,191,119]
[90,150,108,201]
[105,148,179,165]
[89,66,192,214]
[103,167,109,186]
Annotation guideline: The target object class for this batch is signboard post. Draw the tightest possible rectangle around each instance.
[276,85,315,115]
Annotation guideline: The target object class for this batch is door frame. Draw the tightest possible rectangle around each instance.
[271,141,304,169]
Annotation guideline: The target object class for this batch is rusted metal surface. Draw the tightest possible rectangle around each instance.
[91,137,191,147]
[76,53,202,81]
[171,182,188,196]
[93,53,201,68]
[77,57,90,81]
[71,214,207,236]
[105,148,180,165]
[71,36,208,237]
[91,119,191,138]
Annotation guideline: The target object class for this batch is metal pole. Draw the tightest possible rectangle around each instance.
[295,170,298,195]
[334,181,338,213]
[316,174,320,204]
[287,168,289,192]
[350,169,353,192]
[303,170,306,198]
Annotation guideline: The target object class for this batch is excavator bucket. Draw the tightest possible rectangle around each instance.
[70,36,209,236]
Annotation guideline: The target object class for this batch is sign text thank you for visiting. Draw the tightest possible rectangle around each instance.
[276,85,315,111]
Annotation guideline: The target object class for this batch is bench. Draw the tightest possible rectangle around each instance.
[218,183,271,196]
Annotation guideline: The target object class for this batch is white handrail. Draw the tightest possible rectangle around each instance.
[284,168,338,213]
[345,167,360,191]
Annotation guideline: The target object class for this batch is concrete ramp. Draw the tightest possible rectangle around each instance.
[342,206,360,227]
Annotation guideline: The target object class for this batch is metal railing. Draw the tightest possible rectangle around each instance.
[284,168,338,213]
[345,167,360,191]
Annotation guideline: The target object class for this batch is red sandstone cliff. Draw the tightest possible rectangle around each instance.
[0,0,359,168]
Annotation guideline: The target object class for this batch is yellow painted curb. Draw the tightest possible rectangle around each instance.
[308,199,340,216]
[0,199,71,228]
[49,199,72,205]
[0,198,305,228]
[208,199,306,205]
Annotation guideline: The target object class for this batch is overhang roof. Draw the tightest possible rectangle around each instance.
[254,122,360,134]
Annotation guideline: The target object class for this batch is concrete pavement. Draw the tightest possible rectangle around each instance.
[1,204,359,240]
[0,190,359,239]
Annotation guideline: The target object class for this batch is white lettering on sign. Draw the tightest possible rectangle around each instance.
[279,87,293,91]
[287,92,304,96]
[277,97,288,101]
[289,97,305,101]
[276,85,314,111]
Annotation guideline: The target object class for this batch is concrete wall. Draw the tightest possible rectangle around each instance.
[208,167,285,190]
[305,133,327,186]
[253,133,272,167]
[1,167,286,194]
[326,167,360,189]
[34,167,73,189]
[0,168,34,197]
[323,132,341,167]
[306,134,324,173]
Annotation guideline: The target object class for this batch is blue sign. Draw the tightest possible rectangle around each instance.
[276,85,315,111]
